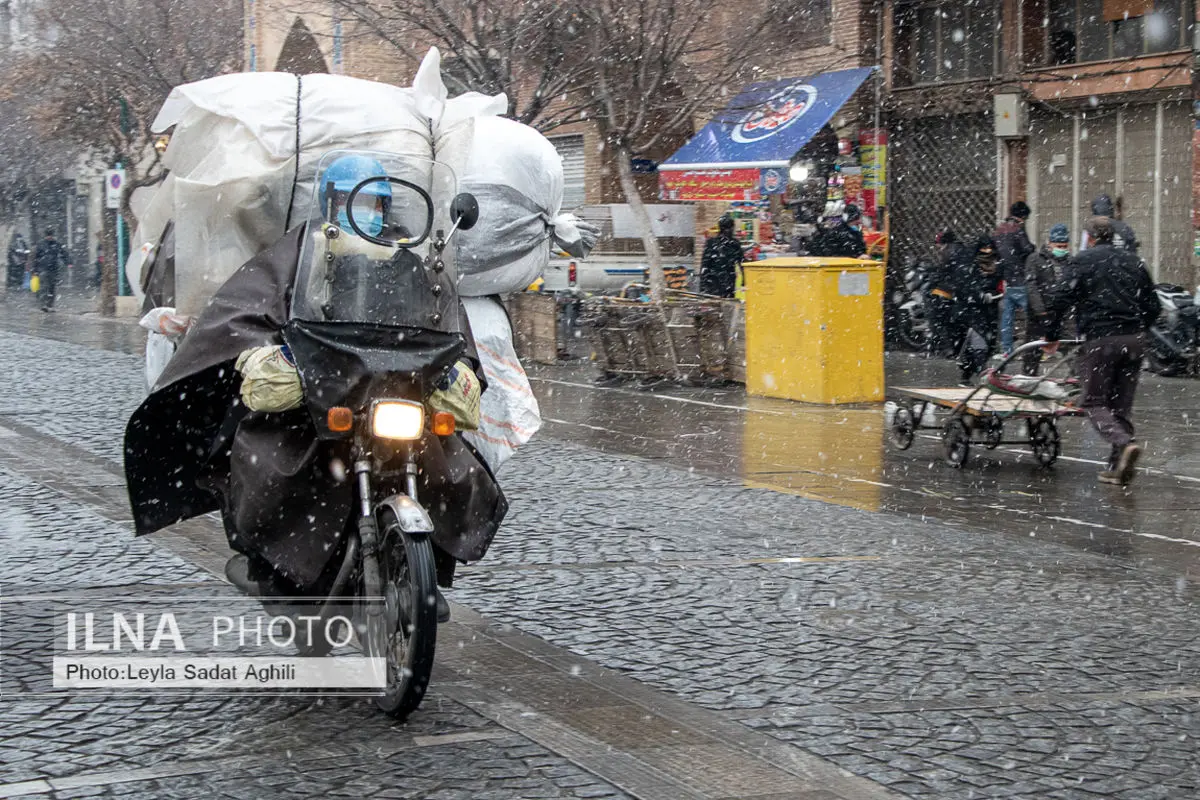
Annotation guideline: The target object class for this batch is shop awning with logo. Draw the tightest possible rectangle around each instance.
[658,66,875,201]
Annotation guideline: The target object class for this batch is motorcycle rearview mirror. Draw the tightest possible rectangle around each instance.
[450,193,479,232]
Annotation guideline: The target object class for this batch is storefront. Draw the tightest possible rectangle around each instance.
[657,66,884,259]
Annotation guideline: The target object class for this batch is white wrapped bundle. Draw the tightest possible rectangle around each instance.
[128,63,440,316]
[460,296,542,469]
[451,116,563,297]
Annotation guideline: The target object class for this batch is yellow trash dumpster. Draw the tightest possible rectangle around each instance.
[743,257,884,404]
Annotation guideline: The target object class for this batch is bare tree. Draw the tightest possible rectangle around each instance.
[12,0,240,310]
[566,0,800,299]
[0,59,77,215]
[19,0,241,201]
[326,0,595,131]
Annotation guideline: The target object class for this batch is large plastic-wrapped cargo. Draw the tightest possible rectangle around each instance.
[124,48,600,467]
[133,70,435,317]
[126,46,595,312]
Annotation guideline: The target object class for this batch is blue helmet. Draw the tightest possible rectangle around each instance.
[317,154,391,234]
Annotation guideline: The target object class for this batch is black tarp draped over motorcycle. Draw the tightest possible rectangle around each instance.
[123,224,508,590]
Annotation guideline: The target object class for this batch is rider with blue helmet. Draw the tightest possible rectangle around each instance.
[317,153,392,237]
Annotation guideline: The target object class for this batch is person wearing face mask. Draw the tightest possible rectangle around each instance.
[811,203,866,258]
[1021,223,1073,375]
[953,235,1003,384]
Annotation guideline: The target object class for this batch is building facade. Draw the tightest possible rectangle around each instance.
[885,0,1198,285]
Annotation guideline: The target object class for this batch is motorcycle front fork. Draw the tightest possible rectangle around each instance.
[353,446,419,606]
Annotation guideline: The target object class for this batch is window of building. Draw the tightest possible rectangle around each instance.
[1044,0,1192,65]
[895,1,1000,87]
[548,135,586,211]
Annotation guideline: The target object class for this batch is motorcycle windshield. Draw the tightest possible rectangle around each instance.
[291,150,461,334]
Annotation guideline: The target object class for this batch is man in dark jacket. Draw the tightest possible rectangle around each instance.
[699,215,744,297]
[1065,217,1160,486]
[1021,223,1073,374]
[811,203,867,258]
[33,228,71,311]
[1081,195,1138,253]
[7,232,29,291]
[954,235,1003,383]
[928,228,962,357]
[995,201,1035,355]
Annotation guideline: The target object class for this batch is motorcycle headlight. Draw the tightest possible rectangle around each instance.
[371,400,424,440]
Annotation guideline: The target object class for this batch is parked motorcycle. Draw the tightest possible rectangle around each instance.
[1146,283,1199,377]
[893,256,932,351]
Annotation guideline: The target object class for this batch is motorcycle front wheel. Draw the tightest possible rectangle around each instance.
[369,506,438,719]
[897,308,929,352]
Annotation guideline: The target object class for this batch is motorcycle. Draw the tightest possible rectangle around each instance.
[893,256,932,352]
[1146,283,1199,377]
[286,154,486,718]
[124,151,506,720]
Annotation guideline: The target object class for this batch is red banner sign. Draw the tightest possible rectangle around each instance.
[659,169,761,201]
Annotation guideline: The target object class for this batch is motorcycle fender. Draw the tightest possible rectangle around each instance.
[377,494,435,536]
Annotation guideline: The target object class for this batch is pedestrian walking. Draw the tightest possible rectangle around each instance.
[811,203,866,258]
[1079,195,1138,253]
[1065,217,1160,486]
[954,235,1002,384]
[32,228,71,312]
[1021,223,1073,375]
[995,201,1035,355]
[928,228,962,357]
[6,232,30,291]
[699,214,744,298]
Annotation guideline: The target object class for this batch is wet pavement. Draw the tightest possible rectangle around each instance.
[1,293,1199,799]
[525,349,1200,577]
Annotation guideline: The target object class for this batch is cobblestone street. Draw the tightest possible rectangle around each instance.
[0,302,1198,799]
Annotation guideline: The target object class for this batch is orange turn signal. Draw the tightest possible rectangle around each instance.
[327,406,353,432]
[431,411,456,437]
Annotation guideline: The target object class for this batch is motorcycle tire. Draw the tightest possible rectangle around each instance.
[896,308,929,352]
[1145,346,1184,377]
[371,506,438,720]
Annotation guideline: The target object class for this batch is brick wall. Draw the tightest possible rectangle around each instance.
[252,0,336,73]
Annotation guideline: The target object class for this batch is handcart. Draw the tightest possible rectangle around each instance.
[887,340,1086,468]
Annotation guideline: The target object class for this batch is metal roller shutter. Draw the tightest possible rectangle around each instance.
[1157,101,1192,284]
[1031,101,1191,283]
[889,113,997,265]
[549,134,586,211]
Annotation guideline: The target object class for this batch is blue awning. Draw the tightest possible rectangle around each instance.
[659,66,876,171]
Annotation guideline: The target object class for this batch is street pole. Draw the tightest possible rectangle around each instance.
[116,160,126,297]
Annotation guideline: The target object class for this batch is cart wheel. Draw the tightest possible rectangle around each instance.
[983,417,1003,450]
[943,418,971,468]
[1030,417,1061,467]
[891,406,916,450]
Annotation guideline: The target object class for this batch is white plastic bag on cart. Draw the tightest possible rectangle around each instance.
[460,296,541,470]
